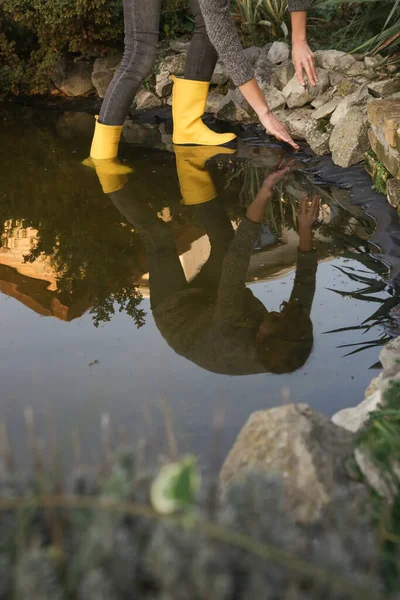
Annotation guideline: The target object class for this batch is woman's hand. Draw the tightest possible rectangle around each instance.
[259,111,299,151]
[246,159,294,223]
[298,195,320,228]
[292,41,318,87]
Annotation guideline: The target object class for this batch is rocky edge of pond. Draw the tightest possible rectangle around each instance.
[50,41,400,172]
[1,335,400,599]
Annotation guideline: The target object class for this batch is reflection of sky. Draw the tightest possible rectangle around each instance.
[0,257,385,467]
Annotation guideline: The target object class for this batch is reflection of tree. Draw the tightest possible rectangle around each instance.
[0,122,147,328]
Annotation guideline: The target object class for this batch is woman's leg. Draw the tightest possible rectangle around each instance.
[185,0,218,82]
[99,0,162,126]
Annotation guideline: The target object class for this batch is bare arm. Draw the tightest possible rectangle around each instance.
[291,11,317,86]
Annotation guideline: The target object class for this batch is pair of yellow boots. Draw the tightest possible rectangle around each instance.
[84,77,236,195]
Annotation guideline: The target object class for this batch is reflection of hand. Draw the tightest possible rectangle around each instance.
[298,195,319,251]
[259,111,299,151]
[292,41,318,87]
[246,159,294,223]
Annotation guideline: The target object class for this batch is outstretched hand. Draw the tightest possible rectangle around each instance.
[292,41,318,87]
[246,159,295,223]
[298,195,320,229]
[259,111,299,151]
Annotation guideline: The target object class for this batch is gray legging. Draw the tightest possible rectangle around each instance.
[99,0,218,126]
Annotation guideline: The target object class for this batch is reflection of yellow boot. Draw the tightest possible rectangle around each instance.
[174,145,235,206]
[172,77,236,147]
[83,116,133,194]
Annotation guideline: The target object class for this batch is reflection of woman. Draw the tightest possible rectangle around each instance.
[86,0,315,175]
[110,155,319,375]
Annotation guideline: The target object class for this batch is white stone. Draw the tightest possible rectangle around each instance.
[268,41,290,65]
[380,336,400,369]
[305,121,332,156]
[330,84,370,126]
[206,89,223,114]
[211,62,230,86]
[155,70,172,98]
[314,50,356,72]
[135,89,162,111]
[282,68,330,108]
[329,107,370,167]
[332,389,382,432]
[220,404,356,523]
[312,97,341,120]
[258,82,286,111]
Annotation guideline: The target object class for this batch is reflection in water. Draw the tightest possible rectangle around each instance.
[1,111,400,463]
[111,149,317,375]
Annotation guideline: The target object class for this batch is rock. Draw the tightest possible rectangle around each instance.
[312,97,341,120]
[336,78,359,97]
[345,61,366,77]
[380,336,400,369]
[364,55,383,69]
[211,61,230,86]
[243,46,262,67]
[271,61,295,91]
[169,37,191,53]
[255,53,276,85]
[387,178,400,209]
[91,53,121,98]
[216,90,252,123]
[330,107,370,167]
[311,87,337,109]
[155,70,172,97]
[280,108,314,140]
[135,89,163,110]
[314,50,356,72]
[369,129,400,179]
[330,84,370,126]
[305,121,332,156]
[51,58,94,97]
[159,53,187,76]
[355,447,399,503]
[368,77,400,98]
[205,89,223,114]
[220,404,356,523]
[268,41,290,65]
[282,68,330,108]
[257,82,286,111]
[332,390,382,433]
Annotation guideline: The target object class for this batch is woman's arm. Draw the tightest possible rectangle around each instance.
[289,1,317,87]
[198,0,299,149]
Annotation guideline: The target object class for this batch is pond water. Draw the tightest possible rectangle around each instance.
[0,104,399,469]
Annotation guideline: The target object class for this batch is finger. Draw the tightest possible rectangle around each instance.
[304,59,316,86]
[294,62,305,86]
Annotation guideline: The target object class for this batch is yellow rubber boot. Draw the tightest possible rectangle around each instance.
[172,76,236,147]
[174,145,235,206]
[83,116,133,194]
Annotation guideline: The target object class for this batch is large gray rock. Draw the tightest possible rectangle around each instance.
[257,82,286,111]
[216,89,252,123]
[271,61,295,91]
[368,77,400,98]
[311,87,337,109]
[314,49,356,72]
[205,89,223,114]
[92,53,121,98]
[169,37,191,53]
[282,68,330,108]
[135,89,163,111]
[268,41,290,65]
[305,121,332,156]
[211,61,230,86]
[155,70,172,98]
[330,84,370,126]
[280,108,314,140]
[243,46,263,67]
[312,97,341,120]
[330,107,370,167]
[255,53,276,86]
[51,58,94,97]
[220,404,356,523]
[387,178,400,209]
[159,52,187,76]
[380,335,400,369]
[332,387,382,433]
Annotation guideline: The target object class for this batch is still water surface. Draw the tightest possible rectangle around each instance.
[0,107,398,466]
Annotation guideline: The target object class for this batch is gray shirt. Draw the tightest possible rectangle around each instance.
[199,0,312,86]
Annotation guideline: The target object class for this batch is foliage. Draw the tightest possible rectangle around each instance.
[232,0,289,43]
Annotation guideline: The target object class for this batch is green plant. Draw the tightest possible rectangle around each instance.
[232,0,289,42]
